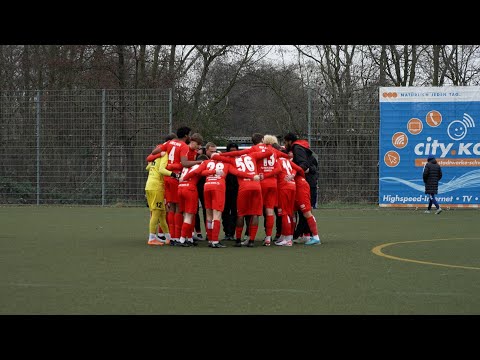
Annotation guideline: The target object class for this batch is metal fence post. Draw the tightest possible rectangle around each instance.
[102,89,106,206]
[36,90,41,205]
[169,88,173,134]
[307,87,312,145]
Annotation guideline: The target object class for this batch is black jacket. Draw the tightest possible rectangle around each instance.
[423,159,442,194]
[291,139,319,188]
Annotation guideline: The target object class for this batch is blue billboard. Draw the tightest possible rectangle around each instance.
[379,86,480,208]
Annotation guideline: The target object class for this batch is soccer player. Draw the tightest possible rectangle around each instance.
[221,142,239,241]
[185,142,260,248]
[145,152,179,245]
[222,133,287,246]
[147,132,176,239]
[176,153,209,246]
[146,127,202,243]
[293,173,321,245]
[275,156,304,246]
[194,147,207,241]
[212,147,273,247]
[258,135,285,245]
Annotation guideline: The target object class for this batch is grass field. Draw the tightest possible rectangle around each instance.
[1,205,479,314]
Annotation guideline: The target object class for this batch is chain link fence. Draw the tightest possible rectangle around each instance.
[1,88,380,206]
[0,89,171,205]
[309,90,380,205]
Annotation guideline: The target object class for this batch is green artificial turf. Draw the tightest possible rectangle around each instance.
[0,206,479,314]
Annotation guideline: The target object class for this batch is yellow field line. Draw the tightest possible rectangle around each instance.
[372,238,480,270]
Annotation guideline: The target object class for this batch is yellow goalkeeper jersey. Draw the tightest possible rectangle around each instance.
[145,153,172,190]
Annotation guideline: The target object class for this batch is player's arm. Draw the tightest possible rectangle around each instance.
[250,149,273,160]
[146,149,167,162]
[209,153,236,165]
[290,160,305,178]
[166,163,183,171]
[273,148,290,159]
[181,156,203,168]
[183,161,208,181]
[151,143,167,156]
[179,146,202,168]
[200,164,219,177]
[156,153,173,177]
[221,148,250,157]
[228,164,257,180]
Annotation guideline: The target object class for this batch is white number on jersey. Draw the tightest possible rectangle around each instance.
[263,154,275,167]
[280,158,293,175]
[181,163,199,177]
[168,146,175,163]
[236,156,255,172]
[207,161,225,172]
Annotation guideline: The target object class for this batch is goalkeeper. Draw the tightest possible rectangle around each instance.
[145,151,179,245]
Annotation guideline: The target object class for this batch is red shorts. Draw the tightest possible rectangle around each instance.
[237,188,263,216]
[204,188,226,212]
[294,184,312,213]
[164,176,179,204]
[261,184,278,209]
[278,188,296,215]
[178,187,198,214]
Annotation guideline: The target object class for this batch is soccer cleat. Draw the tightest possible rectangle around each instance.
[305,238,321,246]
[424,210,431,214]
[147,239,164,246]
[274,236,285,245]
[192,234,204,241]
[262,239,271,246]
[275,239,292,247]
[210,242,227,248]
[234,240,242,247]
[171,240,189,247]
[246,240,255,247]
[241,236,250,246]
[435,208,443,215]
[157,234,166,240]
[293,236,308,244]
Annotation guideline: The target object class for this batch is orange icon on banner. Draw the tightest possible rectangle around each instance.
[384,151,400,167]
[382,92,398,98]
[392,132,408,149]
[426,110,442,127]
[407,118,423,135]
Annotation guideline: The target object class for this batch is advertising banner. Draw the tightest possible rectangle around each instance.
[379,86,480,207]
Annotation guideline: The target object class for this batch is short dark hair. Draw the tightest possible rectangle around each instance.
[176,126,192,139]
[251,133,264,145]
[196,154,209,161]
[226,142,239,152]
[284,132,298,142]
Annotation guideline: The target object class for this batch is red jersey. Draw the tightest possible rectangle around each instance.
[222,144,286,188]
[178,163,204,190]
[277,157,303,191]
[164,140,189,175]
[213,150,272,191]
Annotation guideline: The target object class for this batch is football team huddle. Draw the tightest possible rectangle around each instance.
[144,126,322,248]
